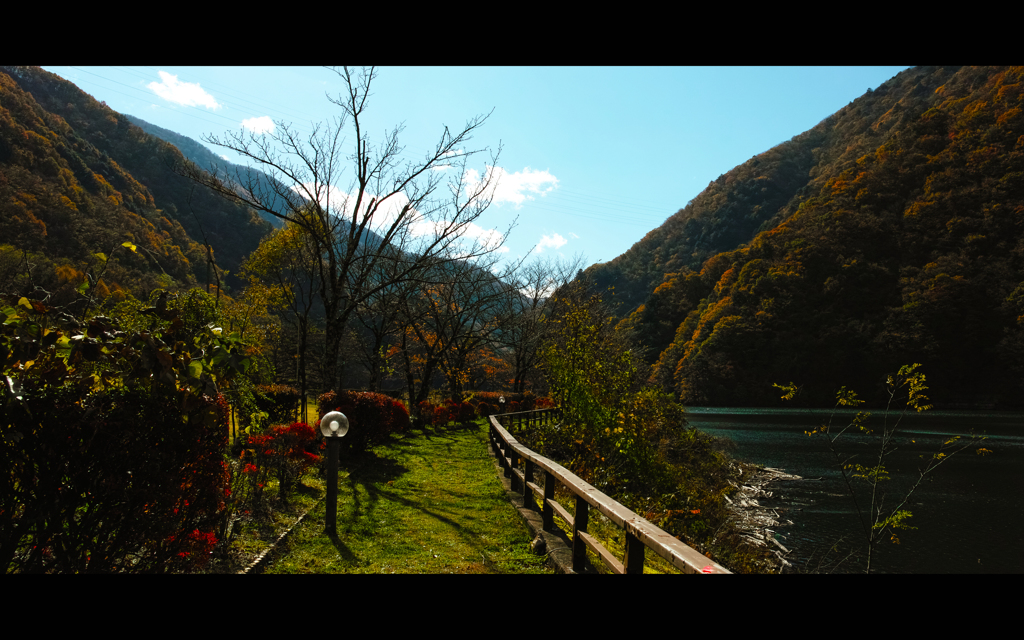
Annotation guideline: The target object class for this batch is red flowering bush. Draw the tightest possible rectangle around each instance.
[244,422,322,502]
[535,396,556,409]
[318,391,410,454]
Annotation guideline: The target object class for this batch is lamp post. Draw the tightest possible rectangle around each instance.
[320,411,349,536]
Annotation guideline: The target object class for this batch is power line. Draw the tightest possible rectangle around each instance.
[54,67,684,231]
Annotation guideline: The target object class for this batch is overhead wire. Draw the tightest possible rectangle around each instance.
[52,66,688,230]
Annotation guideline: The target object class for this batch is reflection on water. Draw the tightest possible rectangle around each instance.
[684,407,1024,574]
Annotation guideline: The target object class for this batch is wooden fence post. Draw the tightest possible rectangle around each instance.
[501,436,511,479]
[510,452,520,493]
[624,530,645,574]
[573,494,589,572]
[543,471,554,531]
[524,459,534,509]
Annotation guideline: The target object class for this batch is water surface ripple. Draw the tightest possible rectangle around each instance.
[685,407,1024,574]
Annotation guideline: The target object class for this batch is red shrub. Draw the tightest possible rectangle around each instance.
[520,392,536,411]
[247,422,322,500]
[2,385,229,573]
[417,400,436,427]
[477,401,496,418]
[389,400,412,433]
[255,384,302,425]
[318,391,410,453]
[535,397,556,409]
[457,401,476,423]
[432,402,452,427]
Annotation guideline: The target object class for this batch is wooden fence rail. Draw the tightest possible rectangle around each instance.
[490,408,730,574]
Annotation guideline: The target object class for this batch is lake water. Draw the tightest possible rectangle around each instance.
[684,407,1024,574]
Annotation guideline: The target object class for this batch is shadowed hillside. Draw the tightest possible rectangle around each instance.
[0,66,272,299]
[585,66,1024,408]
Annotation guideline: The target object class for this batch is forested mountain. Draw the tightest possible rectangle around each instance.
[123,114,287,229]
[0,65,272,301]
[590,66,1024,408]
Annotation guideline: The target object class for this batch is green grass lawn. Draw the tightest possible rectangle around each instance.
[261,419,553,574]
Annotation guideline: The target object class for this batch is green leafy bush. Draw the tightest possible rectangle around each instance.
[0,292,245,573]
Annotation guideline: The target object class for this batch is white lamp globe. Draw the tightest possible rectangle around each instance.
[320,411,349,438]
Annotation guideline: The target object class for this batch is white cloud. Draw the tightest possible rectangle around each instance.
[291,183,424,236]
[462,223,509,253]
[537,233,567,253]
[147,71,221,110]
[290,182,508,255]
[463,166,558,208]
[241,116,275,134]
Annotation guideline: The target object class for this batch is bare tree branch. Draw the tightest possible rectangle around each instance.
[178,66,513,392]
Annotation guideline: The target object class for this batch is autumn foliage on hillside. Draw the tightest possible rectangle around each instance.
[0,66,271,303]
[615,66,1024,407]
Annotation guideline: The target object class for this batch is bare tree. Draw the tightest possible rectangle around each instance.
[497,254,584,393]
[349,247,417,394]
[179,66,511,393]
[392,253,513,415]
[433,256,520,402]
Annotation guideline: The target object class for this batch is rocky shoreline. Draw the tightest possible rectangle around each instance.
[724,462,803,573]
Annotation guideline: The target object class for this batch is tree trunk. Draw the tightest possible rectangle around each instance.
[297,316,309,423]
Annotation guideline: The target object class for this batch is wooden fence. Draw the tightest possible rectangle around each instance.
[490,408,730,574]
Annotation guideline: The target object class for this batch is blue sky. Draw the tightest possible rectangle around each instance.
[43,66,910,272]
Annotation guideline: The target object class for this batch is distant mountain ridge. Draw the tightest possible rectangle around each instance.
[123,114,287,229]
[0,65,272,298]
[124,114,400,256]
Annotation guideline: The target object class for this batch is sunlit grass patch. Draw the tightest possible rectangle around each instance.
[264,419,553,574]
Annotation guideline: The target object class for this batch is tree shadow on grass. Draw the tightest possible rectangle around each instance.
[338,448,409,482]
[447,420,485,433]
[332,450,411,536]
[338,431,492,535]
[325,530,360,565]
